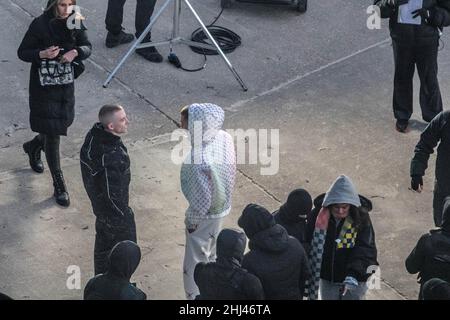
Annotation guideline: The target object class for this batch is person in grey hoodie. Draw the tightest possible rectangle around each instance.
[306,175,378,300]
[179,103,236,300]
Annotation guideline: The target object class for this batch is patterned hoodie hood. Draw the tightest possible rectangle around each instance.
[181,104,236,229]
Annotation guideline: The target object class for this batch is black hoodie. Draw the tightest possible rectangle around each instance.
[239,204,311,300]
[273,189,312,251]
[84,241,146,300]
[406,197,450,288]
[194,229,264,300]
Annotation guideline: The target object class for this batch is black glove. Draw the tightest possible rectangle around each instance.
[412,8,434,23]
[411,176,423,191]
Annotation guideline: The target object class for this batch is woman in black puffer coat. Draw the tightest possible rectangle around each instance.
[18,0,91,207]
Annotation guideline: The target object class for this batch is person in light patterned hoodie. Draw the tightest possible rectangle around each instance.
[179,103,236,300]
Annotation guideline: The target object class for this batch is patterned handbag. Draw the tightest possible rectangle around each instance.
[38,59,74,86]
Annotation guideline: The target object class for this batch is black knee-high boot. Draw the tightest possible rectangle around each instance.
[43,135,70,207]
[23,134,44,173]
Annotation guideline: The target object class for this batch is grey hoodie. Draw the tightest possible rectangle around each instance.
[322,175,361,207]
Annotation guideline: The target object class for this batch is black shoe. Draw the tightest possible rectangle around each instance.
[106,30,135,48]
[136,46,163,63]
[395,119,409,133]
[23,137,44,173]
[52,170,70,207]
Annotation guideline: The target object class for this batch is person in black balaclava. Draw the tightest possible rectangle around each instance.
[422,278,450,299]
[84,240,146,300]
[374,0,450,132]
[406,196,450,299]
[238,204,311,300]
[273,189,312,253]
[194,229,265,300]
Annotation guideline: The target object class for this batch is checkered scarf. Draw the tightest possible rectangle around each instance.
[306,208,357,300]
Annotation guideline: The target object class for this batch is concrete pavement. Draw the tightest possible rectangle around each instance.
[1,0,448,299]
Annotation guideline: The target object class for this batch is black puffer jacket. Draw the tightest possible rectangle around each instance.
[84,240,146,300]
[406,197,450,285]
[374,0,450,46]
[411,111,450,192]
[194,229,265,300]
[17,0,91,135]
[80,123,133,227]
[306,194,378,283]
[239,204,311,300]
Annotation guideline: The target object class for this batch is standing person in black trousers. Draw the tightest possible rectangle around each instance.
[374,0,450,132]
[80,105,136,275]
[18,0,92,207]
[105,0,163,62]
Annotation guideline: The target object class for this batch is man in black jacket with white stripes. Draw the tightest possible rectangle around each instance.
[80,104,136,275]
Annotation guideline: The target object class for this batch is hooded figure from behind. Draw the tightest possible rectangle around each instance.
[273,189,312,252]
[84,241,146,300]
[194,229,265,300]
[238,204,311,300]
[180,103,236,300]
[422,278,450,300]
[406,196,450,299]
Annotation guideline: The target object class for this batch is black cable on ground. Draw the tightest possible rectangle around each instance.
[189,8,242,55]
[168,8,242,72]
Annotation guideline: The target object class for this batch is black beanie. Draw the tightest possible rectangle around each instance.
[238,203,275,238]
[422,278,450,300]
[286,189,313,217]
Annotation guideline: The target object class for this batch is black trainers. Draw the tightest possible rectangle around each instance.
[395,119,409,133]
[106,30,135,48]
[136,46,163,63]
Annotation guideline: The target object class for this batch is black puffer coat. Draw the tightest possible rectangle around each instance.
[194,229,265,300]
[84,240,146,300]
[406,197,450,286]
[306,194,378,283]
[239,204,311,300]
[374,0,450,46]
[411,110,450,192]
[17,1,91,135]
[80,123,133,227]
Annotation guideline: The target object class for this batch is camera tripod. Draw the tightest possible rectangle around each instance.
[103,0,248,91]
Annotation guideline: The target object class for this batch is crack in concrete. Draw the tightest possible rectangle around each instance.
[237,168,281,203]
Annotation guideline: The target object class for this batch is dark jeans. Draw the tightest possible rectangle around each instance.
[392,40,443,122]
[105,0,157,39]
[94,214,137,275]
[433,181,450,227]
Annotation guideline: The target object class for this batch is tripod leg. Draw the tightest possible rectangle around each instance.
[183,0,248,91]
[103,0,174,88]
